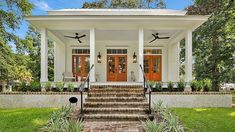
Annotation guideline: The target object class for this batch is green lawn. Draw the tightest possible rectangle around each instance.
[0,108,56,132]
[172,108,235,132]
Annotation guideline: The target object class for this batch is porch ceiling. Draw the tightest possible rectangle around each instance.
[50,29,181,45]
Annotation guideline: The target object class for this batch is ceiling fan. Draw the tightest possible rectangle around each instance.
[64,33,86,43]
[149,33,170,43]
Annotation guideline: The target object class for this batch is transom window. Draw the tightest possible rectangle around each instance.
[72,49,90,54]
[144,49,162,54]
[107,49,127,54]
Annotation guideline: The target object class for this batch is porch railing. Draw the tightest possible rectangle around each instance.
[139,64,152,114]
[79,64,94,117]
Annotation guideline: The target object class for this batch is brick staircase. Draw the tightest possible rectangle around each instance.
[83,85,149,121]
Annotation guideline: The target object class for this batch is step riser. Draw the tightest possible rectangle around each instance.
[85,98,146,102]
[84,118,146,122]
[84,109,148,114]
[90,89,144,93]
[88,94,144,97]
[84,104,148,108]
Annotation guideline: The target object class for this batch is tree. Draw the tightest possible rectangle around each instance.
[25,25,54,82]
[0,0,33,91]
[82,0,166,9]
[187,0,235,91]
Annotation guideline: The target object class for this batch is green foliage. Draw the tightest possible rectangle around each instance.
[177,80,185,92]
[154,82,162,92]
[55,82,64,92]
[196,80,203,92]
[186,0,235,91]
[144,101,185,132]
[64,120,83,132]
[67,83,75,92]
[19,82,28,92]
[143,120,165,132]
[29,81,41,92]
[0,0,33,83]
[82,0,166,9]
[190,80,197,92]
[167,81,174,92]
[203,78,212,92]
[45,82,52,91]
[42,106,83,132]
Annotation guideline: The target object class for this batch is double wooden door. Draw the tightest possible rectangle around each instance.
[107,55,127,81]
[144,55,162,81]
[72,55,90,81]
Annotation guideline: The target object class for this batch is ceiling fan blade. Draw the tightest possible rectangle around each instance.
[149,38,157,43]
[78,34,86,38]
[158,37,170,39]
[152,34,157,37]
[77,39,82,43]
[64,36,76,39]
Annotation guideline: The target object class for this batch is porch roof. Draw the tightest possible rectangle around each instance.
[47,9,187,16]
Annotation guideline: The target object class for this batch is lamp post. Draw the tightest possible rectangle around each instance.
[133,52,137,63]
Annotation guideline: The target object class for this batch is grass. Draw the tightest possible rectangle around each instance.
[0,108,56,132]
[172,108,235,132]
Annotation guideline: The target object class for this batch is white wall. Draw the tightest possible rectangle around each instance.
[148,93,232,108]
[54,40,176,82]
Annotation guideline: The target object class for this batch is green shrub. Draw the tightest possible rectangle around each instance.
[45,82,52,91]
[155,82,162,92]
[67,83,75,92]
[167,81,174,92]
[148,81,155,89]
[19,82,27,92]
[203,78,212,92]
[65,120,83,132]
[143,120,164,132]
[197,81,203,92]
[177,80,185,92]
[55,82,64,92]
[29,81,41,92]
[190,80,197,92]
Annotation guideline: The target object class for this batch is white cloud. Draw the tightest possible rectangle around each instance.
[34,0,52,11]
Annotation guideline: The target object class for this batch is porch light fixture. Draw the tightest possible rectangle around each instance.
[133,52,137,63]
[97,52,102,63]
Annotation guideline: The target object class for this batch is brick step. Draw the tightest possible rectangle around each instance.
[88,92,144,97]
[84,102,148,108]
[91,85,143,88]
[83,108,148,114]
[90,88,144,93]
[84,114,148,121]
[85,97,146,102]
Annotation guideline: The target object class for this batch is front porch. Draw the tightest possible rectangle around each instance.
[25,9,208,88]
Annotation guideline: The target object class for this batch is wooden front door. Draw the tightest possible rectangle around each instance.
[107,55,127,81]
[72,55,90,81]
[144,55,162,81]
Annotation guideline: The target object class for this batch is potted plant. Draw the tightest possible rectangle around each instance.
[203,78,212,92]
[55,82,64,92]
[167,81,173,92]
[45,82,52,92]
[67,83,75,92]
[154,82,162,92]
[177,80,185,92]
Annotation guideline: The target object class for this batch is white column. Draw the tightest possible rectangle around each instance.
[40,28,48,82]
[185,30,193,85]
[90,28,96,82]
[168,42,180,82]
[138,28,144,82]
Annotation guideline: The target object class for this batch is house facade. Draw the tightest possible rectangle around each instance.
[26,9,208,87]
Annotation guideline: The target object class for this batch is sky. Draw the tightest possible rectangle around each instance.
[16,0,193,39]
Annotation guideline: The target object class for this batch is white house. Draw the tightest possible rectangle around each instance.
[26,9,208,88]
